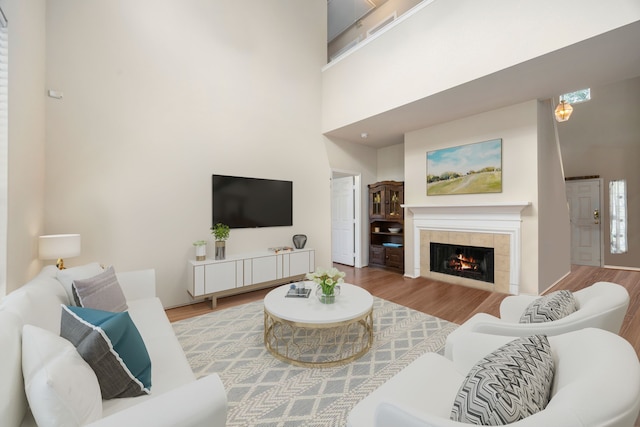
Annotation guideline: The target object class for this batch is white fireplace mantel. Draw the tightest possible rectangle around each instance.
[403,202,531,294]
[403,202,531,217]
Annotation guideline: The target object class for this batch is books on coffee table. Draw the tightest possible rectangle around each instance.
[285,287,311,298]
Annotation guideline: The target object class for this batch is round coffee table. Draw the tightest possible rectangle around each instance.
[263,282,374,367]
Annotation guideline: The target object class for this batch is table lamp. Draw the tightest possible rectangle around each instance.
[38,234,81,269]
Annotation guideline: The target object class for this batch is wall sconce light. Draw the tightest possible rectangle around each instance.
[554,100,574,122]
[38,234,81,269]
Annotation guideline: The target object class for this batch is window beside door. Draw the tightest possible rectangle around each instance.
[610,179,628,254]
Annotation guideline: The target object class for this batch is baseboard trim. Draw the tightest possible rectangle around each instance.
[540,270,572,295]
[604,264,640,272]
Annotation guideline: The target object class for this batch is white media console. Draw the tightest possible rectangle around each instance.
[187,248,315,307]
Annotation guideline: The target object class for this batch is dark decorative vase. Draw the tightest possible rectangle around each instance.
[293,234,307,249]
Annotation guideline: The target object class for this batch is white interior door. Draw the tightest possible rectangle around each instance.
[566,179,602,266]
[332,176,355,266]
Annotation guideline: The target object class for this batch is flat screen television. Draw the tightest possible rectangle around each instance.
[212,174,293,229]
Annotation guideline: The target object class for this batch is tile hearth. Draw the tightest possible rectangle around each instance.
[421,230,510,293]
[406,202,530,295]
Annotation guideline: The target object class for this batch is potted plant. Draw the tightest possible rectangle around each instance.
[192,240,207,261]
[305,267,346,304]
[210,223,230,260]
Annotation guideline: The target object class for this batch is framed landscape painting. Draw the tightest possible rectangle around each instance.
[426,138,502,196]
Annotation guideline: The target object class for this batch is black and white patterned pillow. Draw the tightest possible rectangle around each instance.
[450,335,554,425]
[519,290,577,323]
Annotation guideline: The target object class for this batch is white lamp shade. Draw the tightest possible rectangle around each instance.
[38,234,81,260]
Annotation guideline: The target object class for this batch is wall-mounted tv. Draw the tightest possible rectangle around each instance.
[212,174,293,229]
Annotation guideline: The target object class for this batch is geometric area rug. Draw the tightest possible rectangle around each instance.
[173,297,458,427]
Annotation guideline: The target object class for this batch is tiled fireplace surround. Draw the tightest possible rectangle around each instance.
[406,203,530,295]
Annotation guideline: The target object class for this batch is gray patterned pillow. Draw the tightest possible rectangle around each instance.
[72,266,128,312]
[450,335,554,425]
[519,290,577,323]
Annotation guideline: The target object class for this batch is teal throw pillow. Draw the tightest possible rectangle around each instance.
[60,305,152,399]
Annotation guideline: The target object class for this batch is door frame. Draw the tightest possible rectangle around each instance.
[566,178,604,267]
[331,170,362,268]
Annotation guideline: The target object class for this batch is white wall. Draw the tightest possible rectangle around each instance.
[44,0,330,307]
[322,0,640,134]
[559,77,640,269]
[325,136,378,266]
[537,100,571,292]
[3,0,46,292]
[377,143,404,181]
[405,101,546,295]
[325,138,405,268]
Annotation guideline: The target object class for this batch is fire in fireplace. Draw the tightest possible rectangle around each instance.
[430,242,495,283]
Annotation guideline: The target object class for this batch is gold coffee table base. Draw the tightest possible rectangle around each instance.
[264,308,374,368]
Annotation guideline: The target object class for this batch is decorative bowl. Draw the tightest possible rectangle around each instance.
[388,228,401,233]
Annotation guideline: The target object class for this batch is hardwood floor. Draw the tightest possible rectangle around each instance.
[166,264,640,425]
[166,263,640,356]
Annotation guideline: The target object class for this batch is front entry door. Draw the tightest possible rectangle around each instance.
[566,179,602,266]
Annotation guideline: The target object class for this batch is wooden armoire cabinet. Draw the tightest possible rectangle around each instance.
[368,181,404,273]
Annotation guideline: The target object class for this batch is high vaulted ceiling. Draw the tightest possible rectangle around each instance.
[324,20,640,148]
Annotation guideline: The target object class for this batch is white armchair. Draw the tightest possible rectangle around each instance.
[348,328,640,427]
[445,281,629,359]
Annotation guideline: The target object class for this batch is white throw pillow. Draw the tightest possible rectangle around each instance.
[56,262,104,305]
[22,324,102,427]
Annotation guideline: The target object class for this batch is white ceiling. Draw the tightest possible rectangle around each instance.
[324,20,640,148]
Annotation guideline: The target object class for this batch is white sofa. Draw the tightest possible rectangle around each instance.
[445,281,629,359]
[0,264,227,427]
[348,328,640,427]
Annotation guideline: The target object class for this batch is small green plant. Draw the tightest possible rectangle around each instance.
[210,223,230,241]
[192,240,207,246]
